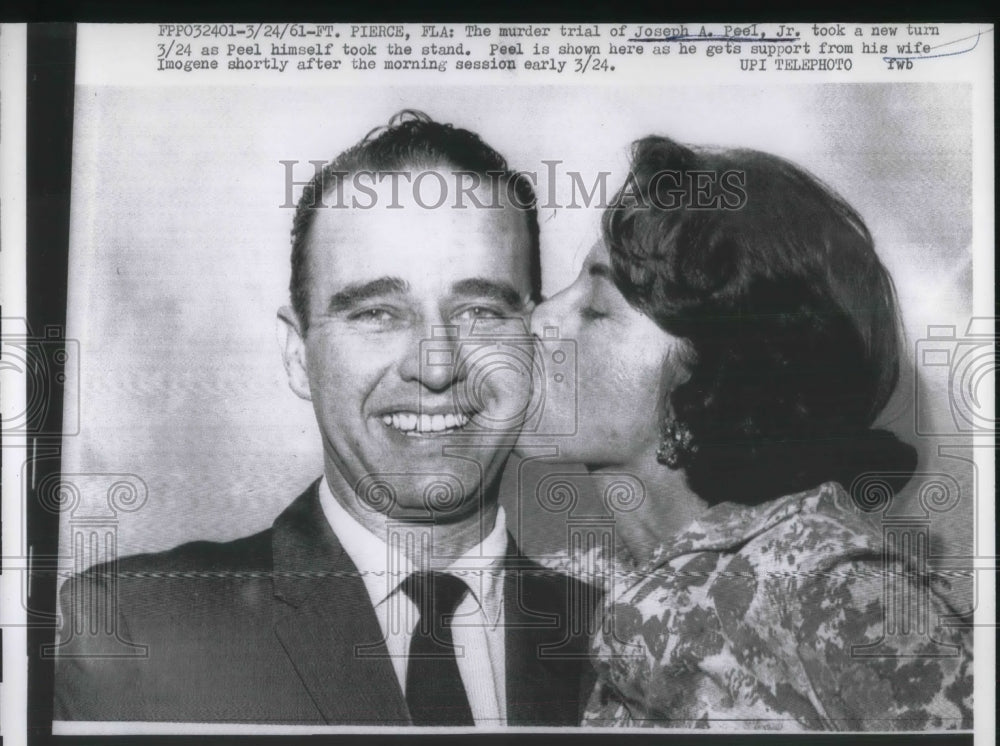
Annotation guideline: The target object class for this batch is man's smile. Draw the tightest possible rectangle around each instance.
[379,411,473,435]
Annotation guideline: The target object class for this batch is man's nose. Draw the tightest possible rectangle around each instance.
[399,323,464,392]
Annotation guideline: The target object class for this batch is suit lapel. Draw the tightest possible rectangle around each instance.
[270,481,410,725]
[267,487,598,726]
[504,539,599,726]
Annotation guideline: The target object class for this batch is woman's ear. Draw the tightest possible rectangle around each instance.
[657,336,693,414]
[276,306,312,401]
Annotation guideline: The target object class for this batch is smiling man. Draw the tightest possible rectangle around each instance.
[54,111,596,727]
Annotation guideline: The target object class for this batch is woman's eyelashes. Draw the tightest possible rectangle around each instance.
[580,305,609,321]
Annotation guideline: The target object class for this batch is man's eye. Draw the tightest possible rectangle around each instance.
[348,308,397,324]
[454,306,505,322]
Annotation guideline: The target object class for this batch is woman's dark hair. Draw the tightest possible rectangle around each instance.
[604,136,916,506]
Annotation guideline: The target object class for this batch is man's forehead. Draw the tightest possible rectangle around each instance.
[308,175,528,244]
[303,179,532,297]
[308,204,529,258]
[336,169,523,209]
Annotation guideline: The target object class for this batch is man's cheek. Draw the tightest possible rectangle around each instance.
[310,339,379,378]
[480,367,533,431]
[305,358,365,415]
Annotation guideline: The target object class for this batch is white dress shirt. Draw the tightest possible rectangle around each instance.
[318,477,508,725]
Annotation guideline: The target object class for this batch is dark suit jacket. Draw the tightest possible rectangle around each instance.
[54,481,599,725]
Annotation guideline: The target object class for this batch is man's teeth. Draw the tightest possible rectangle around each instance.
[380,412,471,434]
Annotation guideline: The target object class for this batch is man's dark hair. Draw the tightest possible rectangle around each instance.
[604,135,916,506]
[289,110,541,331]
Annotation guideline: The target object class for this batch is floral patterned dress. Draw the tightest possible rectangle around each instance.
[566,481,973,730]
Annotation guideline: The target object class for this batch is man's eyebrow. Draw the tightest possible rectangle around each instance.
[326,277,410,313]
[588,262,612,280]
[450,278,526,309]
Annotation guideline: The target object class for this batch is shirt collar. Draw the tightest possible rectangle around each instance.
[318,476,507,626]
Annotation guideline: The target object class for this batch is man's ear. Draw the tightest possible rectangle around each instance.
[277,306,312,402]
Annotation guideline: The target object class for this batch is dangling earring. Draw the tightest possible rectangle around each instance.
[656,417,697,468]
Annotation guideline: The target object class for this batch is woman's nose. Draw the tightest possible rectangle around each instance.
[530,291,569,340]
[529,299,554,339]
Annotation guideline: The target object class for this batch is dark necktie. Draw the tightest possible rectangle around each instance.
[401,570,475,726]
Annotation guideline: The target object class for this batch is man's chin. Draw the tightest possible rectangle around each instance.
[352,461,490,517]
[390,498,487,526]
